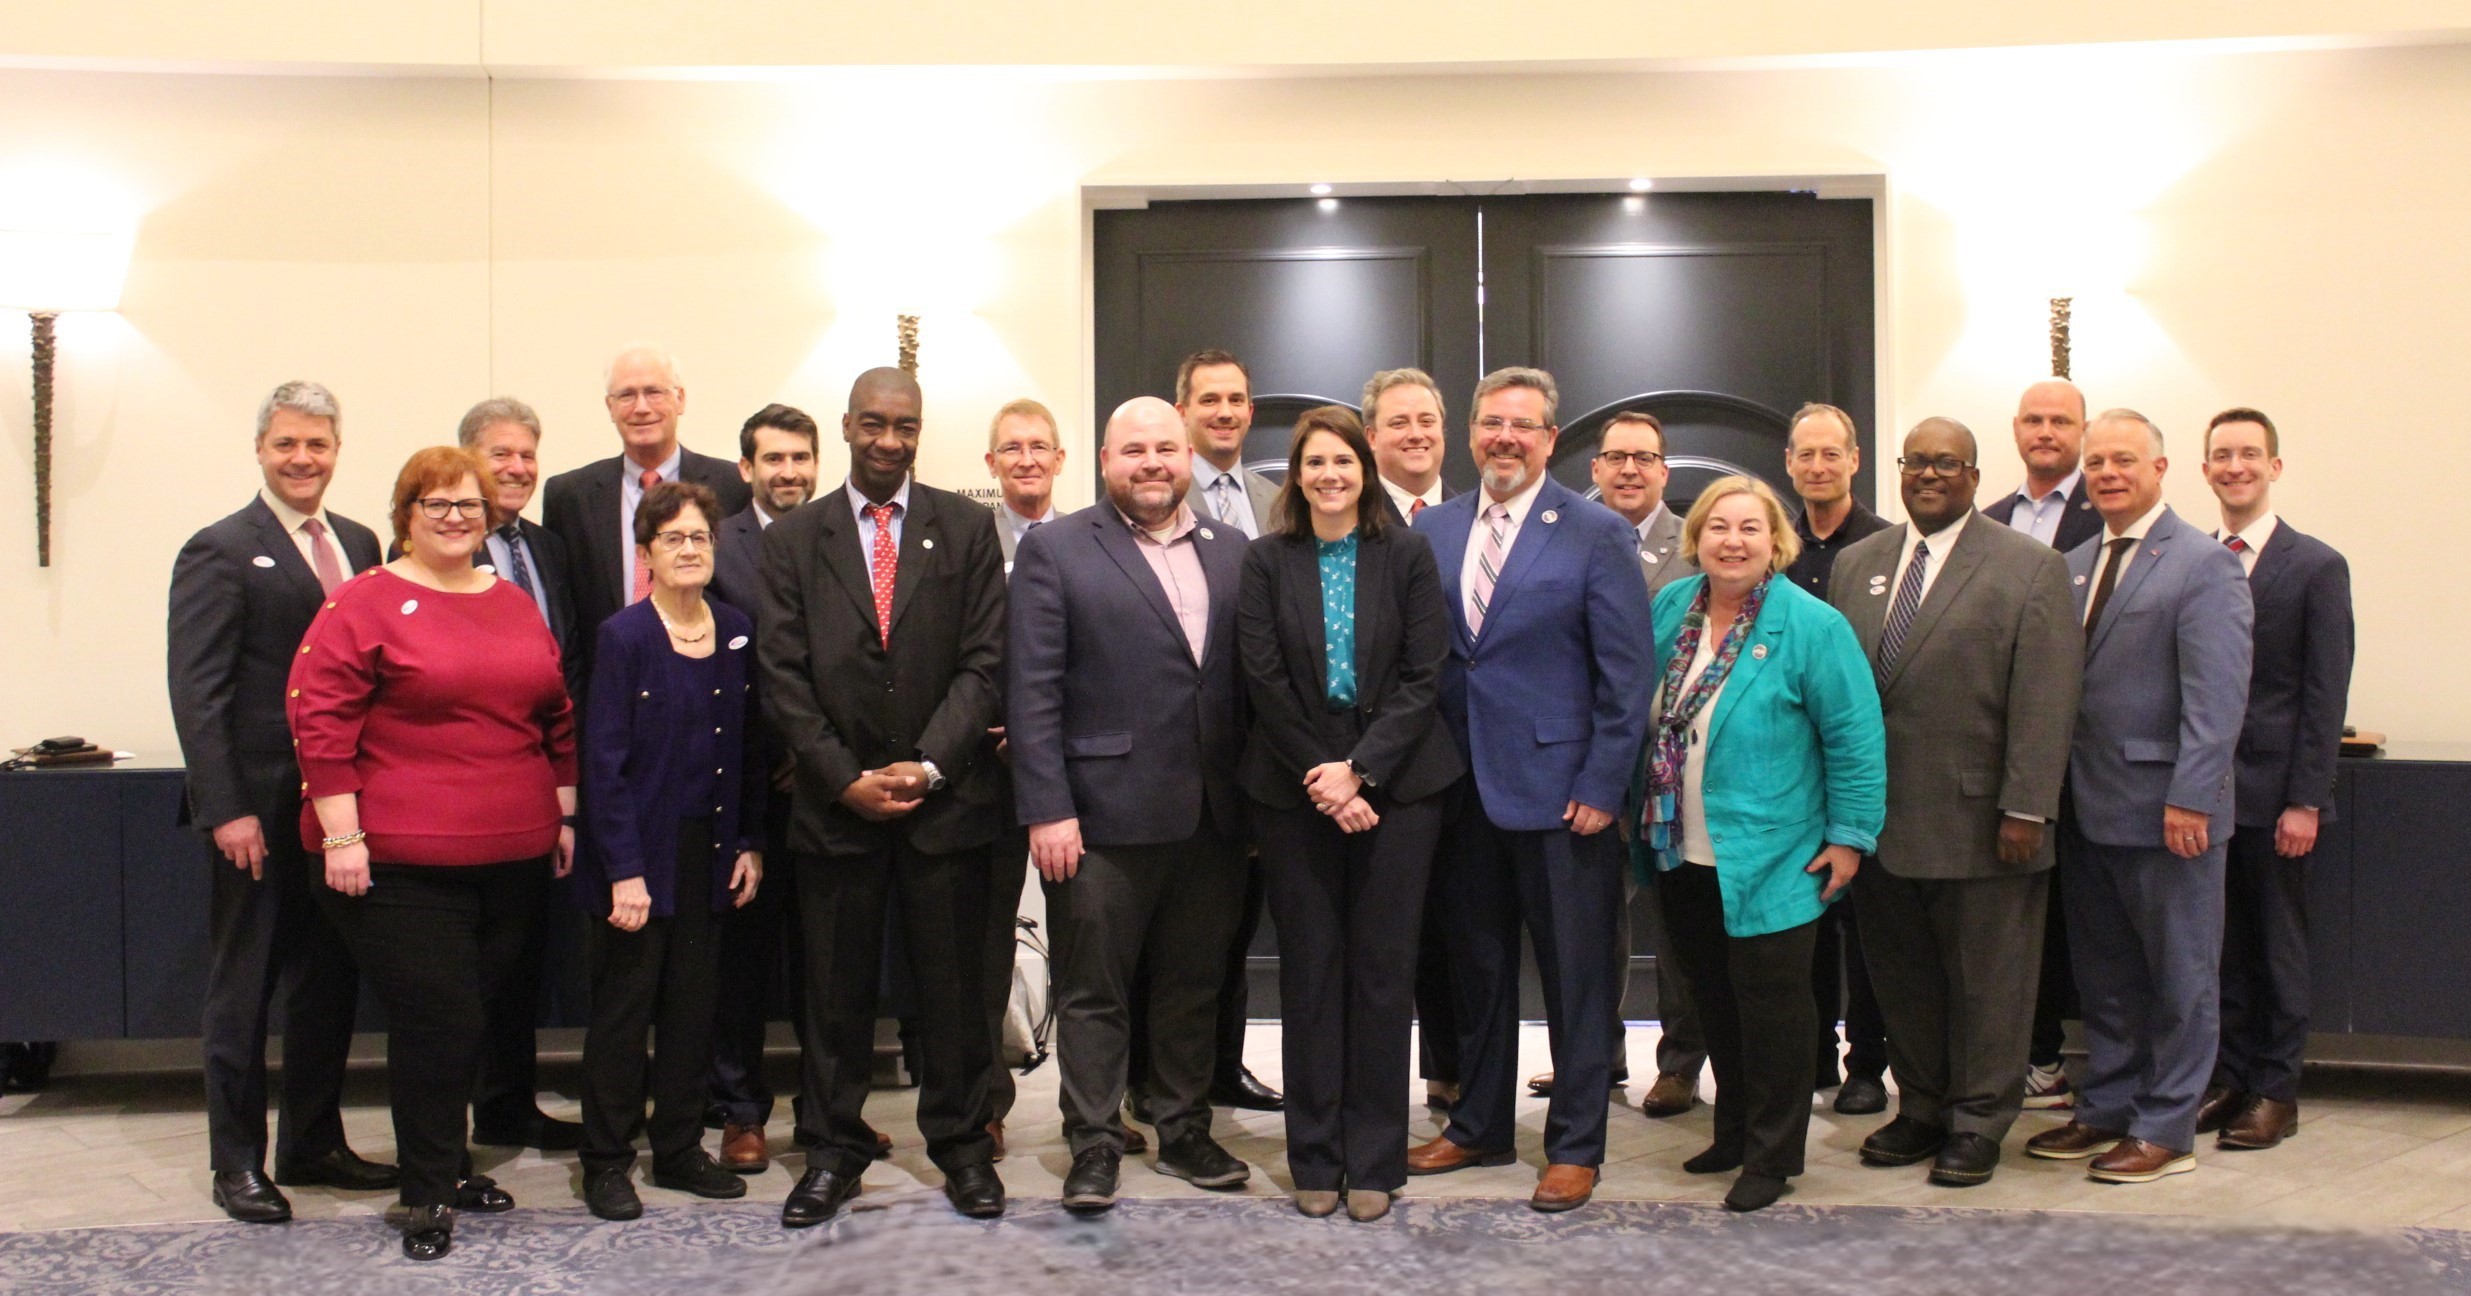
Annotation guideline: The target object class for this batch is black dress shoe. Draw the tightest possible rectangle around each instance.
[583,1167,643,1220]
[1061,1147,1120,1213]
[1834,1074,1889,1116]
[472,1111,585,1152]
[944,1163,1005,1219]
[401,1204,454,1261]
[455,1174,515,1213]
[1724,1171,1788,1213]
[1681,1144,1743,1176]
[781,1166,861,1228]
[652,1151,747,1200]
[211,1170,292,1224]
[274,1147,400,1192]
[1929,1132,2002,1186]
[1858,1116,1948,1167]
[1209,1066,1285,1112]
[1157,1132,1251,1189]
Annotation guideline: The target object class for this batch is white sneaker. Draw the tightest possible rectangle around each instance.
[2023,1062,2075,1110]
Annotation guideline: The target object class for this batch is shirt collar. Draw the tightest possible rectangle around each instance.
[1632,501,1671,543]
[1190,457,1244,494]
[1796,496,1876,544]
[1120,502,1199,546]
[1380,474,1443,515]
[751,497,781,529]
[2218,511,2278,550]
[1001,499,1057,538]
[2018,468,2082,507]
[1901,509,1968,564]
[257,485,331,538]
[2108,498,2170,543]
[625,444,684,486]
[1478,472,1548,528]
[845,475,912,519]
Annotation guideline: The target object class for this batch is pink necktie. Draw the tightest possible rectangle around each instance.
[301,517,344,594]
[1468,503,1508,636]
[866,502,900,648]
[631,469,661,602]
[1409,498,1426,518]
[2225,534,2248,553]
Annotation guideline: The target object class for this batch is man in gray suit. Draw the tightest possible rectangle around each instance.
[1827,417,2082,1187]
[2026,409,2252,1184]
[1009,396,1254,1212]
[986,398,1064,569]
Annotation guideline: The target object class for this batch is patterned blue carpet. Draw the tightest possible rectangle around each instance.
[4,1195,2466,1295]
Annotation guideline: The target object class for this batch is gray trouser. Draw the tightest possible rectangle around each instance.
[1855,863,2049,1140]
[2063,829,2226,1153]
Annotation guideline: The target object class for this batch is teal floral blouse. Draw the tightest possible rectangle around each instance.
[1317,533,1359,709]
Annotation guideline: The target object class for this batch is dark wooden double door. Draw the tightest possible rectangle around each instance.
[1095,191,1878,516]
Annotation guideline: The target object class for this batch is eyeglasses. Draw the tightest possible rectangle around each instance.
[1475,417,1550,435]
[605,386,675,407]
[1594,450,1664,468]
[1895,455,1975,477]
[415,497,487,520]
[650,530,716,552]
[992,443,1057,460]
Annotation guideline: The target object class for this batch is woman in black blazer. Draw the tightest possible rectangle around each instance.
[574,481,767,1221]
[1238,406,1463,1222]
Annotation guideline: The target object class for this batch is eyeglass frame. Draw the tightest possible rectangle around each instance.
[1593,449,1665,468]
[414,496,489,521]
[1894,454,1976,477]
[644,529,717,552]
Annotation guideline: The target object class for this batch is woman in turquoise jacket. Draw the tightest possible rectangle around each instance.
[1623,475,1885,1212]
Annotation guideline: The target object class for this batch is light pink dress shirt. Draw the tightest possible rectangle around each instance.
[1121,504,1210,663]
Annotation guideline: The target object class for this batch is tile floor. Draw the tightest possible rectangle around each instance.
[6,1025,2471,1235]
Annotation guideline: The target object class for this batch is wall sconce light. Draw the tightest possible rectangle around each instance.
[0,227,131,567]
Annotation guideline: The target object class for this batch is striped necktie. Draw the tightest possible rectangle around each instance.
[1468,503,1508,636]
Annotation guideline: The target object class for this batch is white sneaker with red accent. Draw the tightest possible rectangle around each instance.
[2023,1062,2075,1110]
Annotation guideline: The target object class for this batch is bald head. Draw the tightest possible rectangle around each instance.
[1907,416,1978,462]
[848,366,920,411]
[1101,397,1192,527]
[2013,378,2088,492]
[842,366,923,503]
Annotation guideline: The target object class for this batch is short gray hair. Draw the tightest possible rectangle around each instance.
[603,345,683,394]
[1362,367,1446,424]
[256,380,340,441]
[1471,366,1559,425]
[457,397,543,448]
[2091,407,2165,456]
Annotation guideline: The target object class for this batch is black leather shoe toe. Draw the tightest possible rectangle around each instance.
[583,1167,643,1220]
[781,1167,861,1228]
[1061,1147,1120,1213]
[211,1170,292,1224]
[1834,1073,1889,1116]
[1156,1133,1251,1189]
[274,1147,400,1192]
[455,1175,515,1213]
[652,1151,747,1200]
[1928,1132,2002,1187]
[472,1112,584,1152]
[944,1163,1005,1219]
[1857,1115,1948,1167]
[401,1204,454,1261]
[1209,1066,1285,1112]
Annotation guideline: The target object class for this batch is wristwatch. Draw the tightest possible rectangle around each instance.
[918,760,948,792]
[1346,758,1377,790]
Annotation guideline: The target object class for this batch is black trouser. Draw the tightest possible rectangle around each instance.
[1256,796,1442,1193]
[1047,829,1247,1156]
[201,795,359,1175]
[796,839,997,1177]
[708,796,799,1130]
[2030,852,2078,1069]
[1128,855,1266,1100]
[2215,826,2311,1103]
[472,860,558,1134]
[1437,788,1624,1167]
[1639,878,1710,1079]
[1855,864,2049,1141]
[581,820,724,1172]
[1658,866,1819,1179]
[317,858,543,1208]
[1413,858,1461,1087]
[1811,902,1888,1083]
[983,826,1030,1122]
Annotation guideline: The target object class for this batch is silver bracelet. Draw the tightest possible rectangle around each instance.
[321,829,366,851]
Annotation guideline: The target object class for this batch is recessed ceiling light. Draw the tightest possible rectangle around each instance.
[1309,183,1333,196]
[1316,197,1340,212]
[1628,177,1654,192]
[1622,195,1646,213]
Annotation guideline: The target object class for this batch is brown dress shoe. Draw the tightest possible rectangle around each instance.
[2024,1121,2125,1160]
[987,1121,1007,1162]
[1526,1070,1557,1097]
[1124,1126,1148,1154]
[1639,1072,1698,1118]
[872,1128,893,1160]
[2218,1097,2298,1150]
[1407,1134,1514,1176]
[721,1123,770,1173]
[2087,1136,2196,1183]
[2194,1084,2244,1135]
[1530,1164,1597,1212]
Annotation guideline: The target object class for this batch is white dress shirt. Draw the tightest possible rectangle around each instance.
[483,525,553,624]
[1665,632,1727,867]
[847,476,913,582]
[2215,512,2278,577]
[2002,469,2082,547]
[1887,510,1969,610]
[2084,498,2170,625]
[1457,473,1549,618]
[257,487,361,578]
[1190,457,1262,540]
[1000,501,1058,576]
[619,444,683,600]
[1381,475,1444,520]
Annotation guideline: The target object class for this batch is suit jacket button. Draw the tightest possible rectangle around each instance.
[640,691,650,699]
[715,805,725,814]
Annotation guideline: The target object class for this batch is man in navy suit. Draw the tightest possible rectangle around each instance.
[1983,378,2104,1111]
[1405,367,1656,1212]
[2194,407,2353,1152]
[1009,397,1255,1213]
[2026,409,2252,1184]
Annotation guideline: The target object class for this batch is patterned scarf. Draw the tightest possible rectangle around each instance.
[1643,576,1771,871]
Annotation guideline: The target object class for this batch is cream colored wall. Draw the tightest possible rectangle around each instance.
[0,40,2461,756]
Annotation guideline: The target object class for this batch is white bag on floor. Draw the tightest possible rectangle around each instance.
[1002,916,1054,1073]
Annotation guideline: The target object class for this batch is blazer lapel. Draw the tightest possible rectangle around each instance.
[885,489,934,639]
[1283,538,1330,699]
[2243,521,2296,598]
[1421,501,1476,655]
[1093,509,1192,657]
[1838,526,1898,660]
[1476,482,1574,644]
[813,492,883,632]
[1705,608,1784,748]
[2088,509,2178,660]
[587,461,624,592]
[1880,519,1992,694]
[245,499,329,606]
[1353,533,1392,694]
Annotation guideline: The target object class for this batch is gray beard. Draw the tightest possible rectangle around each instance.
[1480,462,1534,498]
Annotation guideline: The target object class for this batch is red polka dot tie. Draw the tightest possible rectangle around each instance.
[866,502,900,648]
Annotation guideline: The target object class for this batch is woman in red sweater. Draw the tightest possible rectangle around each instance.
[288,446,577,1262]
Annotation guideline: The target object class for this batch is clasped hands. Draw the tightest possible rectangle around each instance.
[1303,762,1378,833]
[840,761,933,821]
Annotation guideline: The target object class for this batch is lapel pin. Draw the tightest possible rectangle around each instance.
[1751,643,1768,660]
[1869,585,1887,597]
[1541,509,1559,524]
[1198,527,1215,540]
[728,634,749,650]
[922,537,934,550]
[1643,551,1659,564]
[252,555,277,568]
[400,599,420,615]
[2074,574,2087,585]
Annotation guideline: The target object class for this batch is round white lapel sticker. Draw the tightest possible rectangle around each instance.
[1198,528,1215,541]
[728,635,749,650]
[252,555,277,568]
[1541,510,1559,524]
[921,538,934,550]
[1751,643,1768,660]
[400,599,419,615]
